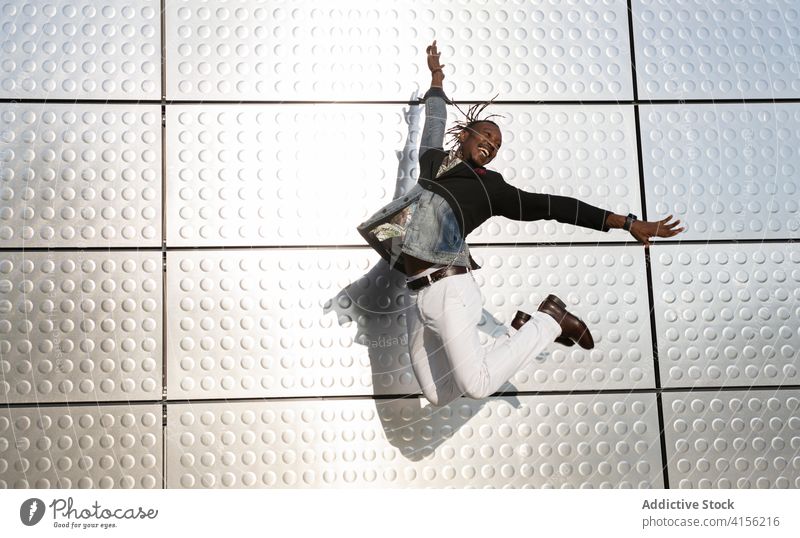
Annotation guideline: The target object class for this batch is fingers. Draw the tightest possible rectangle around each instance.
[641,214,685,238]
[661,216,685,236]
[633,214,687,244]
[427,40,445,75]
[658,223,682,236]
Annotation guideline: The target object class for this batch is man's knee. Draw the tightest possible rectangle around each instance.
[446,361,493,400]
[422,391,441,407]
[421,385,460,408]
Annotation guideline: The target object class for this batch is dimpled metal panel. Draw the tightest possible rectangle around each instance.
[167,104,640,247]
[166,248,419,399]
[0,1,160,100]
[640,104,800,240]
[167,245,651,399]
[663,391,800,489]
[0,404,162,488]
[470,246,654,391]
[633,0,800,99]
[651,244,800,388]
[165,0,632,101]
[0,251,163,403]
[167,394,662,488]
[0,104,162,247]
[467,105,640,244]
[166,104,415,247]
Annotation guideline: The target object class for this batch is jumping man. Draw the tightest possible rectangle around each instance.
[358,41,683,406]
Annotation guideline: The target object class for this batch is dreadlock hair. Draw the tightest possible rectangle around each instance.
[445,98,504,154]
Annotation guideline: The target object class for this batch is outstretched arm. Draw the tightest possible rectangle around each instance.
[497,188,611,232]
[496,186,684,244]
[419,40,448,154]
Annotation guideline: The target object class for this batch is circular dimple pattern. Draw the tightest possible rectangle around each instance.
[475,245,651,391]
[635,1,800,99]
[168,105,410,246]
[0,105,161,247]
[642,104,800,240]
[169,245,650,399]
[665,393,800,489]
[170,395,660,488]
[0,252,161,402]
[653,244,800,388]
[2,0,793,492]
[168,105,639,247]
[0,407,160,489]
[168,2,631,100]
[169,249,412,398]
[468,106,639,244]
[0,2,159,99]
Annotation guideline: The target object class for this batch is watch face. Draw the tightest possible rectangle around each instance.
[625,214,636,231]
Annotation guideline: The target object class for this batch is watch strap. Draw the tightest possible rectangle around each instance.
[623,213,638,231]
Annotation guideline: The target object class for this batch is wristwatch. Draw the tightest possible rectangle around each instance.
[623,213,638,231]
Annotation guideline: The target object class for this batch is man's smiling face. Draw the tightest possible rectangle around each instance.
[458,121,502,168]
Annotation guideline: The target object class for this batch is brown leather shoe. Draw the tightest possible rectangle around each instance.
[511,310,575,347]
[536,295,595,350]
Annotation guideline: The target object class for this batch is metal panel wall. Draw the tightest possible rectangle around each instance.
[459,246,654,391]
[0,1,161,100]
[633,0,800,99]
[0,251,163,403]
[470,105,641,244]
[165,247,414,399]
[165,104,413,247]
[167,395,663,488]
[166,104,641,247]
[641,104,800,241]
[0,103,162,247]
[166,245,652,400]
[0,404,162,488]
[1,0,798,489]
[652,243,800,388]
[165,0,633,101]
[663,390,800,488]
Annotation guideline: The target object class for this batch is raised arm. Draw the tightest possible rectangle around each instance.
[419,40,448,154]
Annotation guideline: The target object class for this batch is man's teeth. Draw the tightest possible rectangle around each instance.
[479,148,489,157]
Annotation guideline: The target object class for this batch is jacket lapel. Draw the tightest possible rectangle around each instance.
[437,161,479,180]
[422,149,485,181]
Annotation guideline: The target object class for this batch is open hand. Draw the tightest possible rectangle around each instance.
[426,40,445,78]
[629,215,685,246]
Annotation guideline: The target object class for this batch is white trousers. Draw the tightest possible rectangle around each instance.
[406,271,562,407]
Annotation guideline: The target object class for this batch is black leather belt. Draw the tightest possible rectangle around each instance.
[406,266,470,291]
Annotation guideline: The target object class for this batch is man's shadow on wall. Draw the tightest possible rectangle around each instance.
[325,92,521,462]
